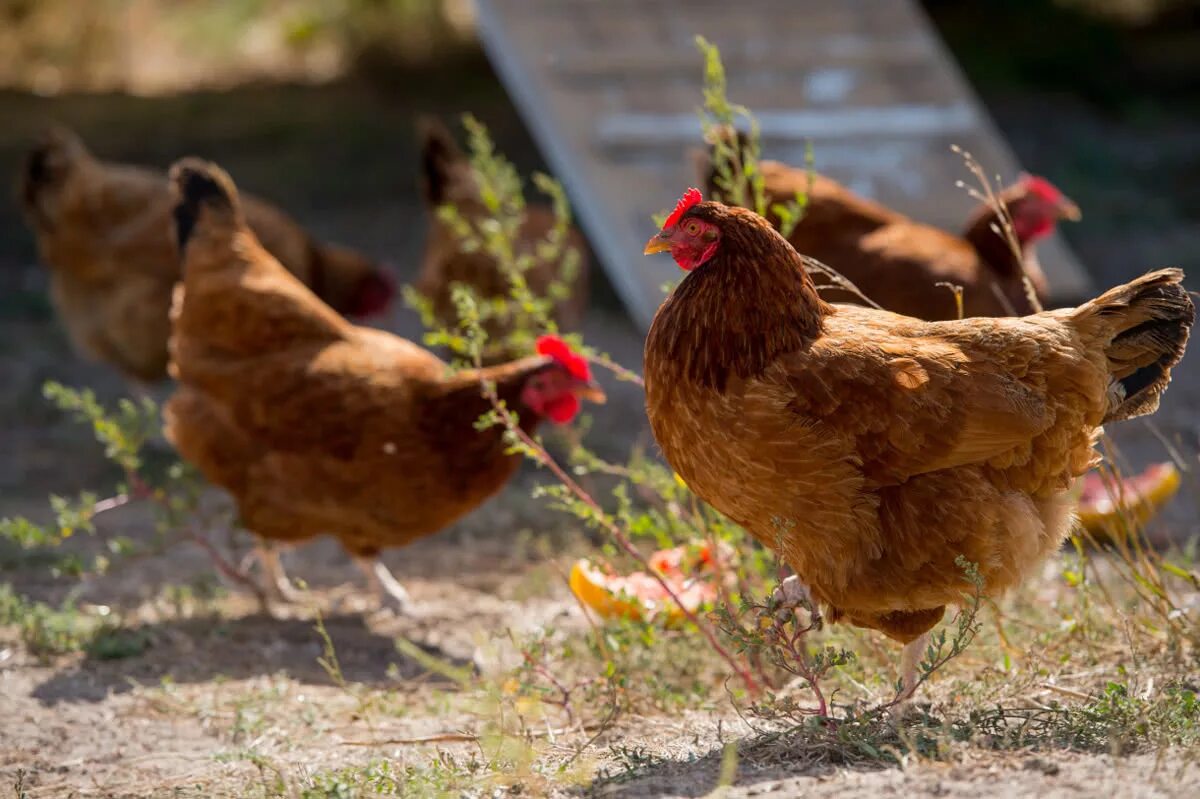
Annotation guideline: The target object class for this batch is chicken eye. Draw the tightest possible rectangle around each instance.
[684,220,701,236]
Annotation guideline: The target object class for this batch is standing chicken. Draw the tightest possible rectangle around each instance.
[415,117,588,351]
[697,137,1079,319]
[17,127,395,382]
[164,158,605,611]
[643,189,1191,697]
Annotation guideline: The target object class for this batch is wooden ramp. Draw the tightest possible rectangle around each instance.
[475,0,1093,330]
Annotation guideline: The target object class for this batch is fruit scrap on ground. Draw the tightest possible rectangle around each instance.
[1076,462,1181,540]
[569,541,735,622]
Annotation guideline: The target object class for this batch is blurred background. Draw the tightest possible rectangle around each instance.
[1,0,1197,510]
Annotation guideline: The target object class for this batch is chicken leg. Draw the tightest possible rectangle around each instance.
[898,631,931,701]
[257,542,306,604]
[353,555,413,615]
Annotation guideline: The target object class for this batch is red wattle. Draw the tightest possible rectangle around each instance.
[544,394,581,424]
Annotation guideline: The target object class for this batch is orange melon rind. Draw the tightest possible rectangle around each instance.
[1076,462,1181,539]
[569,542,731,623]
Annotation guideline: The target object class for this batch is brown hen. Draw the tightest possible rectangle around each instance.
[697,136,1079,319]
[643,190,1192,696]
[17,127,395,382]
[163,158,604,611]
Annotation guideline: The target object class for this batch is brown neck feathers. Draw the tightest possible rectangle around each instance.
[647,204,829,392]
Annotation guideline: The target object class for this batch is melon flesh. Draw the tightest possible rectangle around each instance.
[1076,462,1181,535]
[569,541,732,622]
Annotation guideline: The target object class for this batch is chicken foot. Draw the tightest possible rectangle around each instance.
[771,574,822,627]
[353,555,414,615]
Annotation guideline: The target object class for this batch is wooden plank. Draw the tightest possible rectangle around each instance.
[475,0,1094,330]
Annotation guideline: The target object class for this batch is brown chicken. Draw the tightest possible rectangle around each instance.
[17,127,395,382]
[643,189,1192,696]
[163,158,605,610]
[416,117,588,347]
[696,137,1080,319]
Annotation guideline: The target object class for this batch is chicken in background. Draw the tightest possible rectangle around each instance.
[163,158,605,612]
[16,126,396,383]
[643,189,1191,698]
[695,133,1080,319]
[415,116,588,350]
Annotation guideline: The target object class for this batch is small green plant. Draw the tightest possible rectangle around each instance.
[0,584,145,659]
[694,34,807,240]
[0,383,263,638]
[691,37,880,310]
[0,382,161,576]
[403,114,583,364]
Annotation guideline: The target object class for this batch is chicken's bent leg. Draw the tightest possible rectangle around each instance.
[771,574,822,626]
[257,543,306,603]
[353,555,413,614]
[898,632,931,701]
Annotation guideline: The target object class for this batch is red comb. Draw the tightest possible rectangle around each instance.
[663,187,703,229]
[1020,174,1062,204]
[536,335,591,382]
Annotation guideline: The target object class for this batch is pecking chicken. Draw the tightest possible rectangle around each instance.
[17,127,395,382]
[696,136,1079,319]
[415,117,588,350]
[163,158,605,612]
[643,188,1192,697]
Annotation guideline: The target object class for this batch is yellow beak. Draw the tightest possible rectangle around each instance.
[643,233,671,255]
[575,381,607,404]
[1058,197,1082,222]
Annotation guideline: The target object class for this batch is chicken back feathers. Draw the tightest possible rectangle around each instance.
[17,127,393,381]
[644,199,1192,642]
[165,158,602,558]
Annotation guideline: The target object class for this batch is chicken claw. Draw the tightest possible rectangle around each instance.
[771,575,822,627]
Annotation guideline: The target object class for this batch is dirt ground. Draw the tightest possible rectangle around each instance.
[1,42,1198,798]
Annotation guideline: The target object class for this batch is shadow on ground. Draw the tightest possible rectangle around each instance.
[29,609,466,705]
[582,725,895,798]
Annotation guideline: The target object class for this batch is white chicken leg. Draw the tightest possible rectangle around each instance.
[353,555,413,615]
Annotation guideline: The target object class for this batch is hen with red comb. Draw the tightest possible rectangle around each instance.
[163,157,606,617]
[642,188,1190,701]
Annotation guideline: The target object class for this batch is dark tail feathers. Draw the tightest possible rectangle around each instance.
[417,115,464,206]
[168,158,240,252]
[18,126,88,221]
[1082,268,1194,423]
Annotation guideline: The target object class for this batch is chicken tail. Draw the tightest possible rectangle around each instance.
[168,158,243,253]
[1070,268,1194,423]
[17,126,90,226]
[417,115,465,207]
